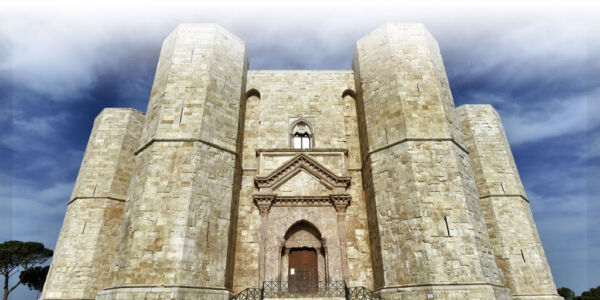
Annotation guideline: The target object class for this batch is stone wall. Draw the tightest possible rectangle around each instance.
[353,23,511,299]
[232,71,374,291]
[458,105,562,300]
[98,24,247,300]
[41,108,144,299]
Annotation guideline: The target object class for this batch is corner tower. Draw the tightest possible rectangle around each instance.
[41,108,144,300]
[353,23,512,299]
[458,105,562,300]
[97,24,247,299]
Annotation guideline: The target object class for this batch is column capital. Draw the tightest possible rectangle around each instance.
[254,194,275,216]
[330,194,351,214]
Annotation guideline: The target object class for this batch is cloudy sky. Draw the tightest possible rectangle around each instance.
[1,1,598,299]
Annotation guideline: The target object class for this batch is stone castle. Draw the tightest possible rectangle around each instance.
[41,23,563,300]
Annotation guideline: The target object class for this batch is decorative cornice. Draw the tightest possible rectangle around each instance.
[254,153,350,190]
[273,196,332,207]
[253,194,352,209]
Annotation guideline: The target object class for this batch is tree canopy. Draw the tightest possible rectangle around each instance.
[580,286,600,300]
[0,240,53,300]
[19,266,49,291]
[558,286,600,300]
[558,287,576,300]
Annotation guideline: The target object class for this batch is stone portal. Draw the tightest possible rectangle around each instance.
[253,152,351,285]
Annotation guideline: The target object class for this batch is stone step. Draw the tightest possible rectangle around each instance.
[264,298,345,300]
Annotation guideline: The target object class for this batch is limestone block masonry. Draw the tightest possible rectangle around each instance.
[41,108,144,300]
[458,105,561,300]
[42,23,563,300]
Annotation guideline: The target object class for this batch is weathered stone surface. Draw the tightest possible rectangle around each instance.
[98,23,247,299]
[458,105,562,300]
[353,23,511,299]
[379,284,513,300]
[266,298,345,300]
[42,23,561,300]
[96,286,230,300]
[140,24,247,152]
[233,71,373,291]
[41,108,144,299]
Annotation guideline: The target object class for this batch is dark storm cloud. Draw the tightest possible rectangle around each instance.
[1,4,597,298]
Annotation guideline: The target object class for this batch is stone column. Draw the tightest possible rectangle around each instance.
[282,248,291,281]
[254,194,274,285]
[41,108,144,300]
[323,244,329,282]
[331,194,350,281]
[458,105,562,300]
[353,23,511,299]
[278,244,284,282]
[317,248,325,282]
[97,24,247,300]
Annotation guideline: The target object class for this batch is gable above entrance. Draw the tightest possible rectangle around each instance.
[275,170,330,196]
[254,153,351,190]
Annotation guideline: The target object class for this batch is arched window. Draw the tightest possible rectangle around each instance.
[290,120,313,149]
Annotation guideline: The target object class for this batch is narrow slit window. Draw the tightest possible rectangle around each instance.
[444,216,451,237]
[521,249,526,263]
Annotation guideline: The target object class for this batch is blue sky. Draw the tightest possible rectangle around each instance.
[1,2,598,299]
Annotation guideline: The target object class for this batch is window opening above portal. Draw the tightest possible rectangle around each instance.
[290,119,313,149]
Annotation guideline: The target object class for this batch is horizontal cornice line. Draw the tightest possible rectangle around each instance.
[68,196,126,205]
[361,138,469,171]
[135,138,237,156]
[100,284,230,292]
[511,294,562,297]
[479,194,530,203]
[41,298,95,300]
[375,282,507,291]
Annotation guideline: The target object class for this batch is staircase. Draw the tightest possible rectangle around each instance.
[230,281,383,300]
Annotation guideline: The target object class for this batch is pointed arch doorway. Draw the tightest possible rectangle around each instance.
[281,220,325,293]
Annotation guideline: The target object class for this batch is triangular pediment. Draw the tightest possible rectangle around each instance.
[254,153,350,190]
[275,169,330,196]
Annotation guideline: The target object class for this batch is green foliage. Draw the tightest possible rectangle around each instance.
[559,285,600,300]
[0,240,53,300]
[579,285,600,300]
[19,266,49,291]
[558,287,576,300]
[0,240,53,274]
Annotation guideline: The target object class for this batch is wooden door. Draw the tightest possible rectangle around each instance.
[288,248,318,293]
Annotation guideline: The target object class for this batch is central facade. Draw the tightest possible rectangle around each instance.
[241,71,364,289]
[41,24,563,300]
